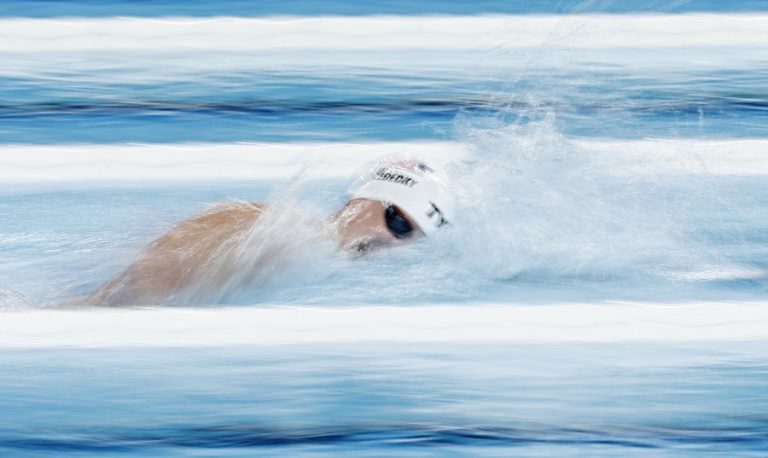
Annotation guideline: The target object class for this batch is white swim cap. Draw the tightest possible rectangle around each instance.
[351,157,454,236]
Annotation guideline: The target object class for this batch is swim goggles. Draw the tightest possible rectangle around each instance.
[385,205,414,239]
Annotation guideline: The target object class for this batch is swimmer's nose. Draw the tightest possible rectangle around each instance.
[344,237,389,256]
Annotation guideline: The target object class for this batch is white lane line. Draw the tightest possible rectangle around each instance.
[0,14,766,52]
[1,302,767,347]
[2,139,767,183]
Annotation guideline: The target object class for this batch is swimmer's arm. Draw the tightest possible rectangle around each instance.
[86,201,264,306]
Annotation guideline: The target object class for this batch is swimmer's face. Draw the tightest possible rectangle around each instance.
[332,198,424,255]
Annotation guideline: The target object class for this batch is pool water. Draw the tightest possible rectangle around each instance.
[1,1,767,456]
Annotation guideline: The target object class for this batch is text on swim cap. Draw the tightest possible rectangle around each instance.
[374,168,418,187]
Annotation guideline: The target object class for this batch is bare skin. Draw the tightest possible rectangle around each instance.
[86,198,422,306]
[330,198,423,254]
[85,201,265,306]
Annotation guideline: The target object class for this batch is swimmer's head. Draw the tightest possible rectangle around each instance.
[332,156,455,253]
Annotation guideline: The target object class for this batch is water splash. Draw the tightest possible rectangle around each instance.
[445,109,763,295]
[0,288,32,311]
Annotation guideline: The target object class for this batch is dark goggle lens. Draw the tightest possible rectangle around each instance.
[385,205,414,239]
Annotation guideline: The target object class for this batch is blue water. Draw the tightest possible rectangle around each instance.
[2,343,768,457]
[2,1,768,457]
[1,0,767,18]
[2,51,766,143]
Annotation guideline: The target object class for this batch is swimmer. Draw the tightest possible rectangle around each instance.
[86,157,454,306]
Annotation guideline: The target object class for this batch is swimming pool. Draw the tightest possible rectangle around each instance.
[1,1,767,456]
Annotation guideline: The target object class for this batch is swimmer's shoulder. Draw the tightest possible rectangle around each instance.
[207,200,265,214]
[146,201,265,250]
[190,201,265,227]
